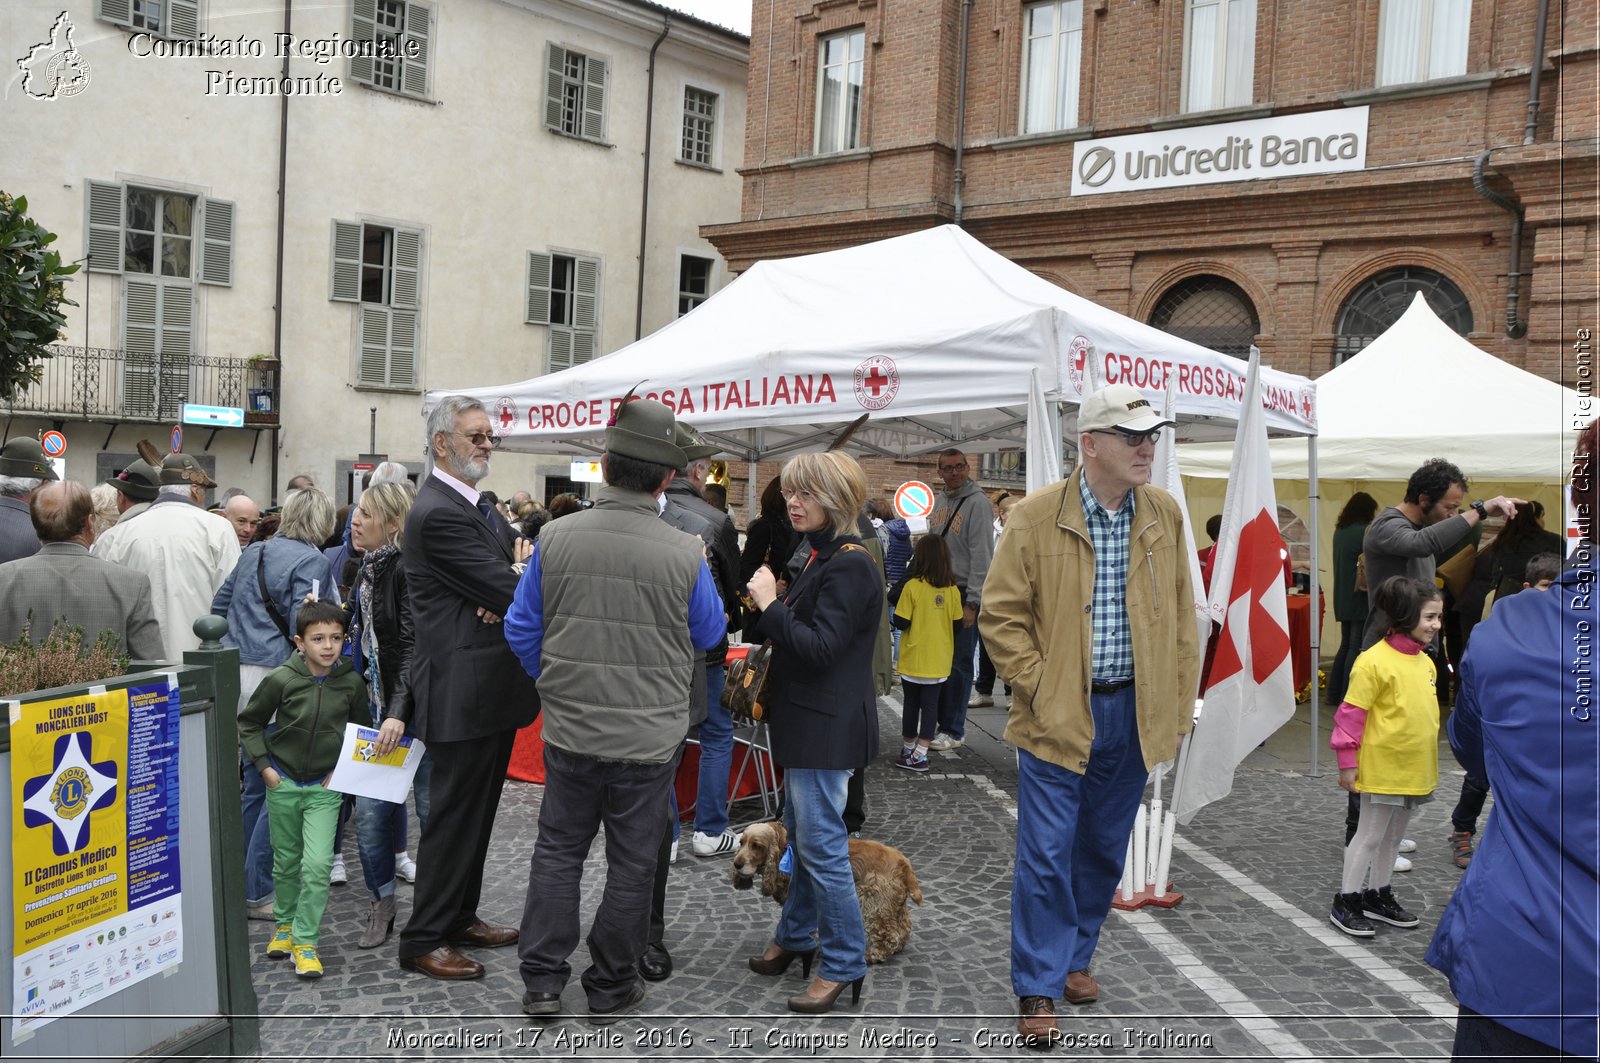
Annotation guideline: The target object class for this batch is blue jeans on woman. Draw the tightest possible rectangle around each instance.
[774,768,867,984]
[241,750,275,906]
[694,666,733,837]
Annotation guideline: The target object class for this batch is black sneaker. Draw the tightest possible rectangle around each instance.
[1362,887,1420,928]
[1331,892,1377,937]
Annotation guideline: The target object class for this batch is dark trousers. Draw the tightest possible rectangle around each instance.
[900,681,943,742]
[975,639,996,696]
[844,764,867,834]
[1451,770,1491,834]
[1451,1005,1579,1061]
[397,729,515,959]
[518,745,679,1009]
[1326,615,1365,706]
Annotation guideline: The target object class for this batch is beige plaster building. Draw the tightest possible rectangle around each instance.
[3,0,746,504]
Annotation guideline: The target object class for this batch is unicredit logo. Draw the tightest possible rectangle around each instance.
[1078,146,1116,188]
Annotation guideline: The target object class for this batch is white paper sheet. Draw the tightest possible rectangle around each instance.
[326,723,426,803]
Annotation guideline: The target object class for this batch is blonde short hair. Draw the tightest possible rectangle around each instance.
[89,482,121,535]
[277,487,336,546]
[356,481,416,550]
[781,451,869,537]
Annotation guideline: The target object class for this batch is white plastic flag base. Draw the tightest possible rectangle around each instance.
[1114,801,1183,911]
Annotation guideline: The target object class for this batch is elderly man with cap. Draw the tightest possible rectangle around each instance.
[0,479,163,659]
[505,396,724,1025]
[0,436,60,564]
[980,383,1199,1048]
[94,452,240,661]
[664,421,744,858]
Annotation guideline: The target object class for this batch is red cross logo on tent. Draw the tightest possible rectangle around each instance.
[854,356,900,411]
[1206,510,1291,687]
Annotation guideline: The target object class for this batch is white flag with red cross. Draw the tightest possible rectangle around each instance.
[1172,349,1295,823]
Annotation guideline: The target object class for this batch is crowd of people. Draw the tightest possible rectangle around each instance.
[0,388,1591,1058]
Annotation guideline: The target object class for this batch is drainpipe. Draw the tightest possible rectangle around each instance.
[636,15,671,341]
[1524,0,1551,145]
[952,0,973,226]
[269,0,292,500]
[1472,149,1528,339]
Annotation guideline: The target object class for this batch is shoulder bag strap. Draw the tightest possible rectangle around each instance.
[937,495,969,538]
[256,546,294,645]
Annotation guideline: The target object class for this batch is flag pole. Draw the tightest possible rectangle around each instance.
[1308,435,1322,776]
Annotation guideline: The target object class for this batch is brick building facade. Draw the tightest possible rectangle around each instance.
[704,0,1596,388]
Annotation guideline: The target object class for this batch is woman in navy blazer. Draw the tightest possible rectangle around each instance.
[745,451,882,1014]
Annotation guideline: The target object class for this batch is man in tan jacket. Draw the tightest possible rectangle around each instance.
[980,383,1199,1049]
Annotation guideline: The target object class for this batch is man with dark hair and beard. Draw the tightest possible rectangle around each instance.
[505,397,724,1026]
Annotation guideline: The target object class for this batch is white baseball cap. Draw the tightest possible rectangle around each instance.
[1077,384,1177,434]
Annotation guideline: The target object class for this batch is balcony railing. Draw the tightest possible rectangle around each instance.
[4,345,276,425]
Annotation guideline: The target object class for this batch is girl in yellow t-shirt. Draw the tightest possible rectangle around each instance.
[1328,575,1444,938]
[891,535,964,772]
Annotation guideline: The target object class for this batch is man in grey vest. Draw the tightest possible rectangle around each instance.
[505,397,724,1025]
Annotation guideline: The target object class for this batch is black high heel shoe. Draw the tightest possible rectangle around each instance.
[747,943,817,978]
[787,974,864,1014]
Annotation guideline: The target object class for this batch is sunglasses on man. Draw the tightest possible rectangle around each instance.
[1090,427,1164,447]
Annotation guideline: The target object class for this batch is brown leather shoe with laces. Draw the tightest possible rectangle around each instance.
[1064,968,1099,1005]
[1017,995,1061,1050]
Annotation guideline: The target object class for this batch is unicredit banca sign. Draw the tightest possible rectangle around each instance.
[1071,106,1369,197]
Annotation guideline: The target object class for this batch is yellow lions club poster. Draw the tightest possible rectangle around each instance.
[10,679,183,1038]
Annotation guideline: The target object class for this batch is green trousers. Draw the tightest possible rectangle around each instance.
[265,776,343,946]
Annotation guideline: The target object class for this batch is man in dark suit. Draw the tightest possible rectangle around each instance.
[0,480,163,659]
[0,436,59,565]
[396,395,539,981]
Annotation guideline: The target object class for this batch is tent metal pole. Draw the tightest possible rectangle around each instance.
[1308,436,1321,777]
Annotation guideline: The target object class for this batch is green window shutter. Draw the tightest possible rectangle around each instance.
[96,0,132,27]
[122,277,159,417]
[582,55,607,140]
[391,228,421,309]
[525,252,552,325]
[85,180,123,274]
[330,220,362,302]
[198,197,234,287]
[359,305,391,385]
[544,43,566,131]
[549,326,575,372]
[402,2,431,97]
[388,308,418,387]
[168,0,200,39]
[350,0,377,85]
[573,256,598,330]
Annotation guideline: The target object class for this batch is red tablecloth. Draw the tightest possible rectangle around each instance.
[1285,592,1324,691]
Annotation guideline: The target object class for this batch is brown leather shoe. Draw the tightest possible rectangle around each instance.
[1017,995,1061,1049]
[1064,967,1099,1005]
[399,945,485,980]
[449,919,519,949]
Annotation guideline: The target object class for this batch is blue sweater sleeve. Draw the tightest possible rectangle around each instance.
[688,560,724,651]
[503,544,545,679]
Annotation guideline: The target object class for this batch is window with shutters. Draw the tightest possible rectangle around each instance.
[526,251,600,372]
[682,87,718,167]
[1377,0,1471,86]
[84,181,233,284]
[330,219,422,389]
[120,278,193,419]
[1020,1,1083,134]
[545,44,608,142]
[349,0,432,99]
[95,0,200,40]
[1182,0,1256,113]
[815,29,865,154]
[678,255,712,317]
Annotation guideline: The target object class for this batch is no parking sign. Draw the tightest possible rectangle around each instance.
[39,430,66,458]
[894,480,935,520]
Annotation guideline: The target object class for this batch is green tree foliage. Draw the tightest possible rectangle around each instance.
[0,191,79,403]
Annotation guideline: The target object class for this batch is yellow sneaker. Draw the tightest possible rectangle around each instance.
[266,924,293,959]
[291,944,323,979]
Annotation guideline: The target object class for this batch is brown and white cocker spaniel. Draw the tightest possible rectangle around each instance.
[729,820,924,964]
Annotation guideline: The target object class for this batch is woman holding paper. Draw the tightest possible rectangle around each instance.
[346,481,422,948]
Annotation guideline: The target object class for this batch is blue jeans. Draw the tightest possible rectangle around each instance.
[936,620,979,740]
[1011,686,1148,997]
[694,665,732,837]
[354,796,400,901]
[775,768,867,983]
[241,748,275,906]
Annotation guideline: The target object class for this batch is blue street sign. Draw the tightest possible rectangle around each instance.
[181,404,245,429]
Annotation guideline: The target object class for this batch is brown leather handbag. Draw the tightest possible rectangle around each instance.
[722,642,775,722]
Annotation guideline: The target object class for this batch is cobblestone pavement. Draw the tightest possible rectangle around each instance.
[246,693,1474,1061]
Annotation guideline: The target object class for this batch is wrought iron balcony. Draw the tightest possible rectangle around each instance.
[5,345,277,425]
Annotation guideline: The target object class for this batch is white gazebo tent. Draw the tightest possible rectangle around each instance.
[1182,292,1580,606]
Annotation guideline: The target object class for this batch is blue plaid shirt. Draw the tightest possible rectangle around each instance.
[1078,471,1135,681]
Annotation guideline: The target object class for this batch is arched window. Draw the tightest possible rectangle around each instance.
[1334,267,1472,364]
[1149,275,1260,357]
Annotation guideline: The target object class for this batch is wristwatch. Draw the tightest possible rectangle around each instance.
[1470,500,1488,520]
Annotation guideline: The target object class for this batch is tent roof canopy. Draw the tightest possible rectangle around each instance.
[1183,293,1580,481]
[427,225,1317,462]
